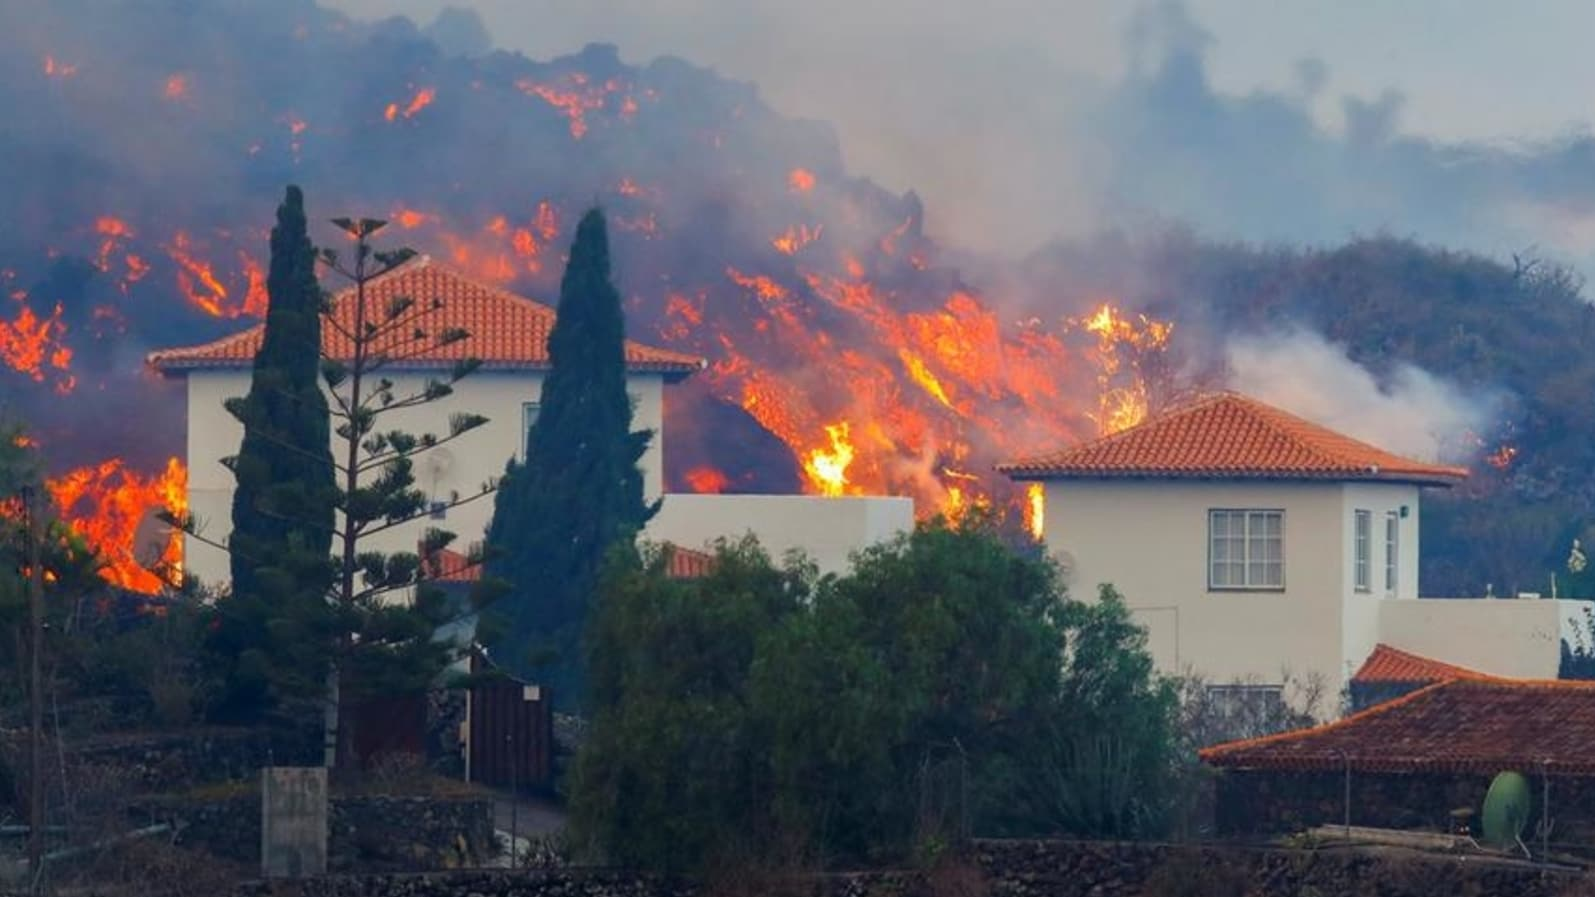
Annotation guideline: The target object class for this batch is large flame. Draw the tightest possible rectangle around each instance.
[44,456,187,594]
[0,278,75,394]
[1079,302,1173,437]
[804,422,856,497]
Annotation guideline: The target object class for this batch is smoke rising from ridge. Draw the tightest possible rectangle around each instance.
[1226,328,1501,465]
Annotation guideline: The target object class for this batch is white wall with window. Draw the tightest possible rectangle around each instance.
[1353,509,1372,592]
[1209,509,1284,590]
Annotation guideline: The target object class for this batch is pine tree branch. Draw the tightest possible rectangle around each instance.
[354,427,483,473]
[357,486,497,538]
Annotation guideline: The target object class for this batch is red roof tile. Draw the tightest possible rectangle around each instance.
[146,256,705,377]
[421,546,481,583]
[998,392,1467,486]
[1201,678,1595,775]
[663,544,717,580]
[1352,644,1492,685]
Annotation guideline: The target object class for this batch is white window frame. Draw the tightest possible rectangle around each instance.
[1208,509,1285,591]
[1353,509,1371,593]
[1384,511,1400,596]
[521,401,541,460]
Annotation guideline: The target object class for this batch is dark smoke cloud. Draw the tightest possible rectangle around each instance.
[328,0,1595,273]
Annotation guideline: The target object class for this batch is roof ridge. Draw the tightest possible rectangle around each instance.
[1198,678,1454,762]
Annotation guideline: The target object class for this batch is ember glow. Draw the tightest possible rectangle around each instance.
[384,86,436,122]
[684,466,730,494]
[165,231,267,318]
[514,73,639,139]
[772,224,822,256]
[163,73,190,101]
[46,457,187,594]
[42,55,77,78]
[788,168,816,192]
[0,299,75,394]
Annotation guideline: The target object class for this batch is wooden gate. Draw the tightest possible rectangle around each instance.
[466,651,553,792]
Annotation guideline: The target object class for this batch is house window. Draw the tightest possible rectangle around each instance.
[1209,509,1284,590]
[521,401,541,459]
[1353,510,1371,592]
[1204,684,1285,719]
[1385,512,1400,595]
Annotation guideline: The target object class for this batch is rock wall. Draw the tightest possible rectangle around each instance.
[136,794,495,873]
[1214,769,1595,842]
[231,840,1587,897]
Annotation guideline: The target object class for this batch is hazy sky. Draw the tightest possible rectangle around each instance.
[326,0,1595,255]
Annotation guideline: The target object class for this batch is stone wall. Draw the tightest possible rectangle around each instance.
[231,840,1587,897]
[135,794,495,873]
[1214,769,1595,842]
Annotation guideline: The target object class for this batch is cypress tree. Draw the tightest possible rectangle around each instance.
[216,185,336,718]
[485,208,657,706]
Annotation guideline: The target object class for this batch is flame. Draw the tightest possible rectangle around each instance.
[1076,302,1172,436]
[163,74,190,101]
[385,86,436,121]
[0,299,75,394]
[164,232,265,318]
[1486,444,1518,471]
[45,457,187,594]
[1024,483,1044,540]
[514,73,635,140]
[804,422,856,497]
[684,466,730,494]
[772,224,822,255]
[788,168,816,193]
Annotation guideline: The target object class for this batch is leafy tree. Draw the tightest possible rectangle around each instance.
[571,517,1181,872]
[571,538,807,871]
[485,208,658,705]
[213,185,338,719]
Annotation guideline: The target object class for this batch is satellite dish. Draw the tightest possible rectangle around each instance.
[1481,770,1532,850]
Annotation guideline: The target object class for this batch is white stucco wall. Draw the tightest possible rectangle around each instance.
[1339,483,1421,686]
[1042,479,1351,690]
[1378,597,1592,679]
[646,493,914,575]
[182,367,667,589]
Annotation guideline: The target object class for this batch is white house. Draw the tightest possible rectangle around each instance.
[999,392,1591,705]
[148,256,912,589]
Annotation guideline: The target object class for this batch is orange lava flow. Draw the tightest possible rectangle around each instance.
[684,466,730,494]
[0,300,75,394]
[385,86,436,121]
[514,73,632,139]
[46,457,187,594]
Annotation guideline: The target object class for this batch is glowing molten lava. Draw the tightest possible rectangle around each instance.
[772,224,822,256]
[1024,483,1044,540]
[165,232,267,318]
[46,457,187,594]
[804,422,856,497]
[0,298,75,394]
[385,86,436,121]
[684,466,730,494]
[788,168,816,193]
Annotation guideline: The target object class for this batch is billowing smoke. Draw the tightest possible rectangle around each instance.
[336,0,1595,275]
[1226,328,1500,464]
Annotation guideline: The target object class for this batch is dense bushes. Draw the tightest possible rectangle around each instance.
[570,518,1181,871]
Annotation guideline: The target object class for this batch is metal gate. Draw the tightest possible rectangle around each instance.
[466,651,554,792]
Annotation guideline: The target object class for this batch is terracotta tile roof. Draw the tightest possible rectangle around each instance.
[1352,644,1492,685]
[663,543,717,580]
[998,392,1467,486]
[421,546,481,583]
[145,256,705,377]
[1201,678,1595,775]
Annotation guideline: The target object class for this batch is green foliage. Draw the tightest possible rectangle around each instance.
[485,208,658,707]
[570,519,1180,872]
[215,184,337,720]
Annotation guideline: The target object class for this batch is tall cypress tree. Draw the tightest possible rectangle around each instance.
[485,208,657,706]
[215,185,336,718]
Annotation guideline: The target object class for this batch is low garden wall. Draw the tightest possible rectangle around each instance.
[135,794,495,872]
[1214,769,1595,843]
[233,839,1586,897]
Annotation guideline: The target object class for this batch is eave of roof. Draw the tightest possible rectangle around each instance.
[997,392,1468,488]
